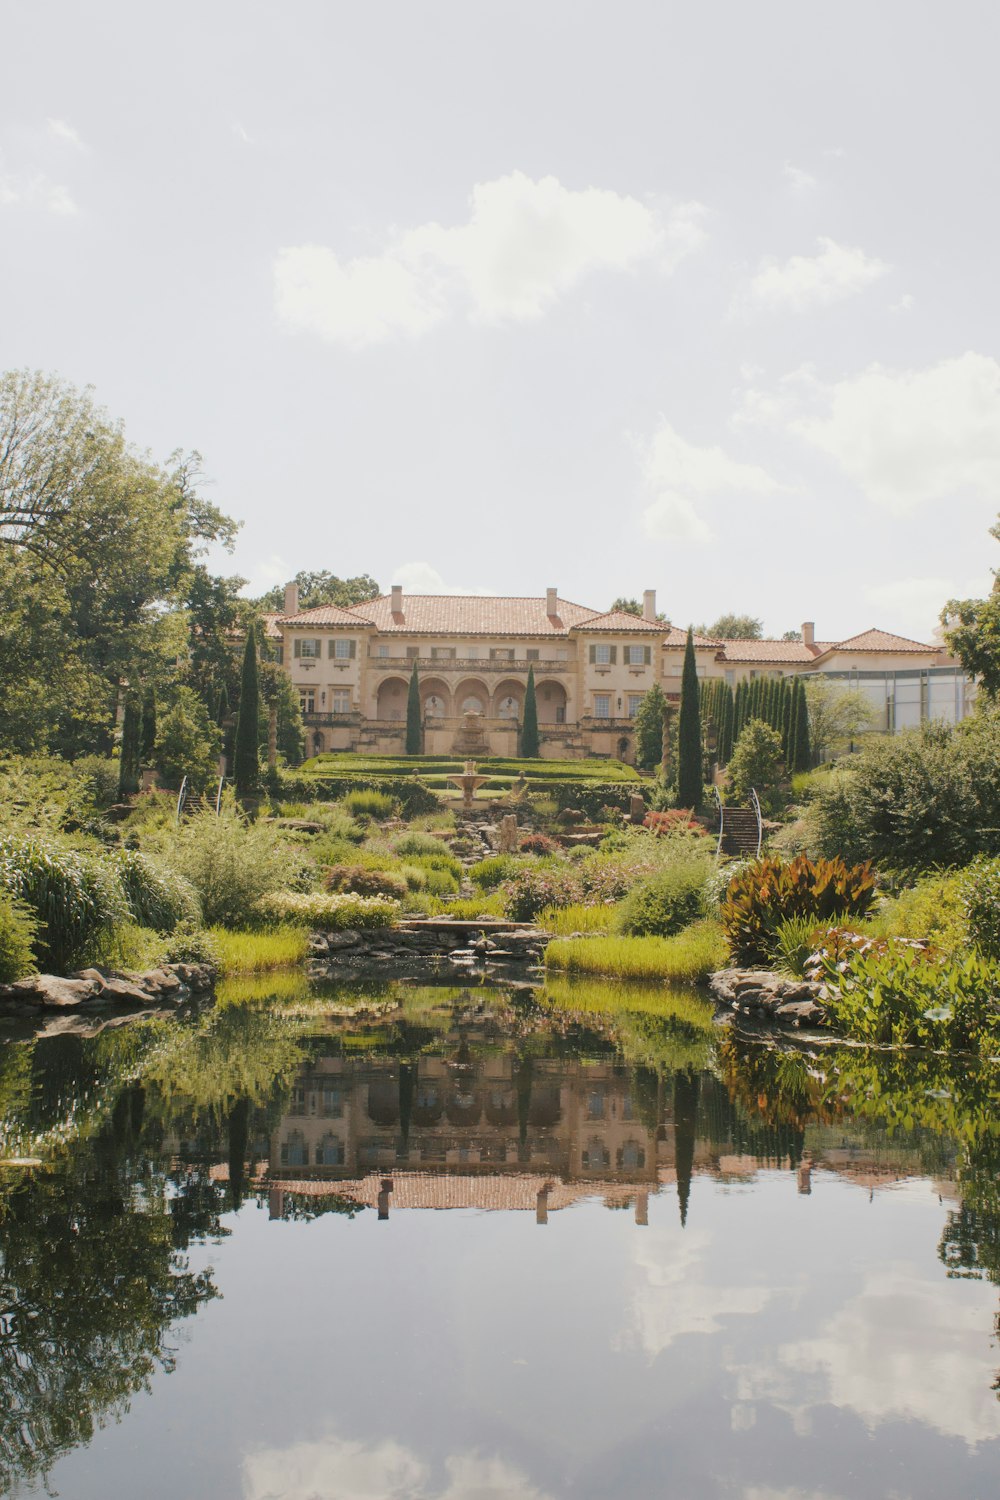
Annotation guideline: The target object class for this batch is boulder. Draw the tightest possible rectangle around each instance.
[12,974,99,1008]
[101,975,159,1006]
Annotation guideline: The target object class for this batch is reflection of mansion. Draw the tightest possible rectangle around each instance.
[268,582,970,760]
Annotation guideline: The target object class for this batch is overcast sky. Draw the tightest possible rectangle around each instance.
[4,1,999,639]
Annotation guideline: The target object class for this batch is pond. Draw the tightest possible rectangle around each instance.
[1,978,999,1499]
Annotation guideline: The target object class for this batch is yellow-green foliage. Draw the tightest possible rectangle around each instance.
[209,924,311,975]
[538,902,616,936]
[256,891,399,929]
[864,870,967,953]
[215,969,313,1006]
[426,894,505,919]
[545,919,726,983]
[541,973,715,1029]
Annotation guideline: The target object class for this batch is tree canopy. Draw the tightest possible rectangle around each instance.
[257,570,380,613]
[699,613,764,640]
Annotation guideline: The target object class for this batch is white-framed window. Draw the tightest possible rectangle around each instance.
[332,690,351,714]
[377,645,389,658]
[297,638,320,659]
[466,645,480,658]
[724,669,735,685]
[595,643,611,665]
[627,694,643,718]
[334,638,353,659]
[299,689,315,714]
[626,645,650,666]
[594,694,611,719]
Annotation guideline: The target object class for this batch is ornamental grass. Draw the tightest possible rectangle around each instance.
[544,919,726,984]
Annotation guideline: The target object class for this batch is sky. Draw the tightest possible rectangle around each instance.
[3,0,999,641]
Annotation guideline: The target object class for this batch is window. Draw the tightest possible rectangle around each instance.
[377,645,389,658]
[315,1135,345,1166]
[332,690,351,714]
[555,705,566,724]
[627,694,643,718]
[331,638,354,660]
[594,643,611,665]
[594,694,611,719]
[280,1131,307,1167]
[273,645,284,665]
[296,638,320,659]
[431,647,456,660]
[626,645,651,666]
[724,669,735,685]
[490,648,515,661]
[466,646,480,658]
[526,648,539,661]
[299,689,316,715]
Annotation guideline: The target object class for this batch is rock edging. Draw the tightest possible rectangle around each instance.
[710,968,827,1028]
[309,921,547,979]
[0,961,215,1014]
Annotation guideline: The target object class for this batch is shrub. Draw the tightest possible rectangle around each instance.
[728,718,785,810]
[161,921,220,967]
[866,869,967,952]
[817,941,1000,1054]
[323,865,408,900]
[772,915,825,977]
[519,832,559,855]
[256,891,399,929]
[0,891,38,982]
[703,858,751,908]
[616,860,710,937]
[499,868,584,922]
[163,803,307,928]
[469,855,523,889]
[426,894,505,919]
[393,830,450,857]
[960,857,1000,960]
[545,920,727,984]
[0,833,127,972]
[343,789,397,819]
[721,854,877,967]
[578,861,636,904]
[113,849,201,932]
[643,809,706,836]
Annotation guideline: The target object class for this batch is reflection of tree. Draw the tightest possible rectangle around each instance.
[0,1145,217,1491]
[673,1069,699,1227]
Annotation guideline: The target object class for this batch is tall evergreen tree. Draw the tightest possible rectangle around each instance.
[734,679,747,739]
[233,630,260,795]
[405,660,422,754]
[720,684,736,765]
[139,687,157,762]
[521,665,539,756]
[634,682,667,771]
[677,627,702,809]
[216,682,229,728]
[781,679,794,760]
[118,693,141,798]
[793,678,812,771]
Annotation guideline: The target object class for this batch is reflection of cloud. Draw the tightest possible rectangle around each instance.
[743,1489,843,1500]
[624,1228,772,1357]
[243,1436,555,1500]
[733,1262,1000,1448]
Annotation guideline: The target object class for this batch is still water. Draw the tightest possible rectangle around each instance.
[1,978,998,1499]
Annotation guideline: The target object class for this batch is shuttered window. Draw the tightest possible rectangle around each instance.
[295,638,321,659]
[589,644,616,665]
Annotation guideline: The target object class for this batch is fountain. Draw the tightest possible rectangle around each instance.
[447,758,489,813]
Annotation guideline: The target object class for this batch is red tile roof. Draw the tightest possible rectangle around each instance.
[262,612,283,640]
[663,628,723,648]
[714,639,827,663]
[583,609,663,633]
[814,628,939,656]
[276,602,375,628]
[342,594,601,637]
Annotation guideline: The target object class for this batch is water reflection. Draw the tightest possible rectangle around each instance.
[0,983,999,1497]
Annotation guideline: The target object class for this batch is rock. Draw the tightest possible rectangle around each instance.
[142,968,181,993]
[11,974,99,1008]
[325,931,361,950]
[774,1000,825,1025]
[101,976,158,1006]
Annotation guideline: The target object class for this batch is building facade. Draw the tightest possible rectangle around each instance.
[269,582,971,761]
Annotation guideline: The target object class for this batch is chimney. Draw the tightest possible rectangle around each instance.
[546,587,558,617]
[283,581,299,616]
[801,621,815,647]
[643,589,656,622]
[391,584,403,617]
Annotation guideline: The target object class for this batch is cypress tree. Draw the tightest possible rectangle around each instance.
[406,660,422,754]
[781,679,794,761]
[216,682,229,728]
[233,629,260,796]
[734,680,747,738]
[677,627,702,809]
[118,693,141,798]
[720,684,736,765]
[522,665,540,757]
[793,678,812,771]
[140,687,157,762]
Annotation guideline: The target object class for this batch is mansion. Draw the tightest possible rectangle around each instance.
[267,582,970,762]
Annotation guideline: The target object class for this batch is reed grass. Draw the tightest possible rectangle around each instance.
[209,924,311,975]
[544,919,726,984]
[538,902,616,936]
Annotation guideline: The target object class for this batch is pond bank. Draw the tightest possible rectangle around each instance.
[0,960,215,1018]
[308,917,548,982]
[709,967,827,1027]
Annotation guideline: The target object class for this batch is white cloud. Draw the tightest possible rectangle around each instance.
[889,292,914,314]
[233,122,255,145]
[274,172,705,346]
[391,561,489,595]
[738,352,1000,512]
[782,162,817,192]
[864,575,972,638]
[46,117,85,149]
[780,1263,1000,1447]
[636,419,783,547]
[0,165,76,215]
[242,1436,553,1500]
[622,1228,773,1357]
[744,237,889,314]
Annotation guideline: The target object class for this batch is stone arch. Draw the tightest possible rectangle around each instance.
[492,678,524,720]
[419,677,453,718]
[617,736,632,763]
[454,677,491,717]
[375,675,409,722]
[535,678,568,725]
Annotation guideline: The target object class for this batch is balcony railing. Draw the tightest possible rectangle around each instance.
[301,711,364,726]
[367,656,573,673]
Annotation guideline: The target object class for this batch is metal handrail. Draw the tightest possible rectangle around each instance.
[711,785,724,859]
[215,776,225,816]
[175,775,188,825]
[749,786,763,857]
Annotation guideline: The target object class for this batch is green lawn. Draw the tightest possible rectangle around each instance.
[300,753,641,784]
